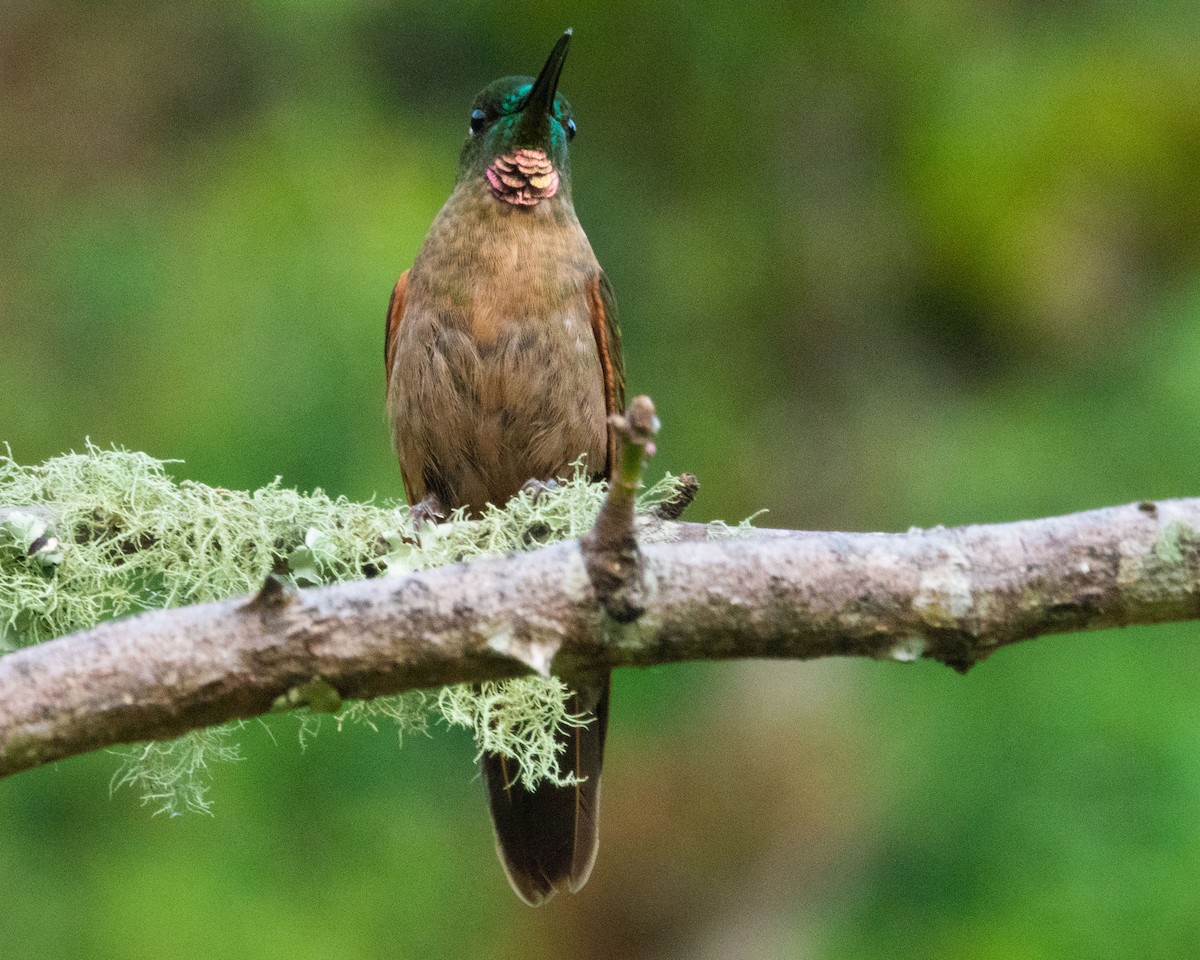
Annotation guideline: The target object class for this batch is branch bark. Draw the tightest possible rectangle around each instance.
[2,495,1200,780]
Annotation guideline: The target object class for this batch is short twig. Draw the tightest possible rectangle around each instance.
[652,473,700,521]
[582,396,660,622]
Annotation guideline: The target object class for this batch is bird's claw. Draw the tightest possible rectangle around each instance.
[519,477,561,502]
[408,494,446,532]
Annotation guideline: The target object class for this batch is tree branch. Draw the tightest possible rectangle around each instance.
[3,492,1199,781]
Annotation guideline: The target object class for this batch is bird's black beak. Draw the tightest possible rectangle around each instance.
[516,30,571,143]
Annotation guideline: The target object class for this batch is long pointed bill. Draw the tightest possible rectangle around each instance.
[515,30,571,143]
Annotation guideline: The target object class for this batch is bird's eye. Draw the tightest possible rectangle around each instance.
[469,108,488,136]
[566,117,577,140]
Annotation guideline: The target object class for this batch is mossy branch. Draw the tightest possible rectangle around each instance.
[0,435,684,807]
[4,432,1200,793]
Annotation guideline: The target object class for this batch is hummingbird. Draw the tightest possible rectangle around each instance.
[384,31,623,905]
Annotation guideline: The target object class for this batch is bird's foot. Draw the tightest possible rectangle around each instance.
[519,477,561,503]
[408,494,446,531]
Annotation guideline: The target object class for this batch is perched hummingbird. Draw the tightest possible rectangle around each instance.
[384,31,623,905]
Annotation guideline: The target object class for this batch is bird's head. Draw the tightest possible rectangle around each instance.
[458,31,577,207]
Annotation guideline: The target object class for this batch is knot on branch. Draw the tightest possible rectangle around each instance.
[652,472,700,521]
[242,573,297,614]
[583,396,660,622]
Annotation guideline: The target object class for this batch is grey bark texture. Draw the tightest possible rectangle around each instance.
[2,495,1199,781]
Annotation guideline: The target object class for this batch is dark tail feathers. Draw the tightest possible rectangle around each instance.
[481,675,610,906]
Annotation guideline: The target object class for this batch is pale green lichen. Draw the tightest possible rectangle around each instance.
[437,678,591,790]
[1,444,688,813]
[335,690,432,739]
[705,509,769,540]
[109,725,245,817]
[0,442,404,651]
[913,546,975,628]
[272,677,344,715]
[1154,520,1198,567]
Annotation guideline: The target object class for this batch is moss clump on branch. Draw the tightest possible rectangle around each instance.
[0,444,685,813]
[0,444,402,650]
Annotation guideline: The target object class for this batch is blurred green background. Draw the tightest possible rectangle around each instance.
[4,1,1200,957]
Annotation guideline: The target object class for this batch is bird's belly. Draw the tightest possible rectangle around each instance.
[389,306,607,514]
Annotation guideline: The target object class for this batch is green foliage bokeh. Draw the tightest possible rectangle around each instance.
[3,2,1200,957]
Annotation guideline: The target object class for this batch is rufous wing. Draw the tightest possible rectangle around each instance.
[384,270,410,395]
[385,270,418,505]
[586,270,625,478]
